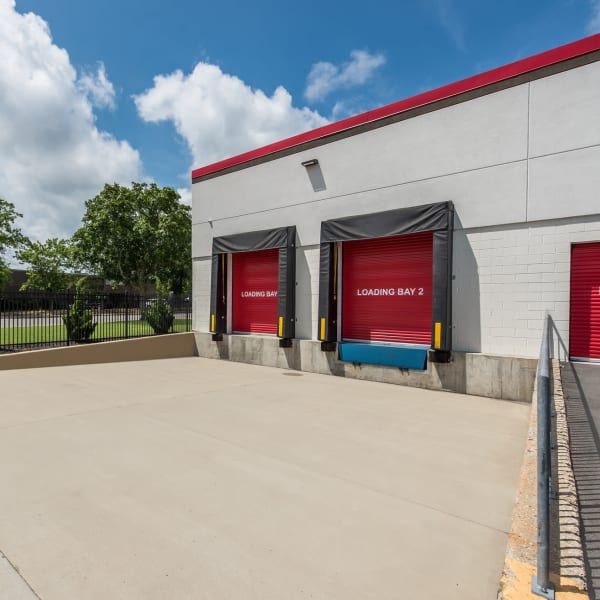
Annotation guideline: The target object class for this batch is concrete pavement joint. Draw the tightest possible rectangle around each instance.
[0,550,42,600]
[0,373,327,431]
[140,411,513,536]
[0,398,164,431]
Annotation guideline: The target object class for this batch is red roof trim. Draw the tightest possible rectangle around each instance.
[192,33,600,181]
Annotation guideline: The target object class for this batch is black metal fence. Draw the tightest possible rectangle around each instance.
[0,290,191,353]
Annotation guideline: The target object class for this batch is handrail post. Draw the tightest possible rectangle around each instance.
[532,315,555,599]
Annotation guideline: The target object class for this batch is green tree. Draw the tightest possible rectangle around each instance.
[0,198,28,289]
[72,182,191,295]
[16,238,75,291]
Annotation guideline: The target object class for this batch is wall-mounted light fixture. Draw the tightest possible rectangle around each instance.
[301,158,326,192]
[301,159,319,167]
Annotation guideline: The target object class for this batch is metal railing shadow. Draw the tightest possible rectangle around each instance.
[558,323,600,600]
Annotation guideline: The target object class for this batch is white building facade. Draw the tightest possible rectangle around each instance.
[191,34,600,402]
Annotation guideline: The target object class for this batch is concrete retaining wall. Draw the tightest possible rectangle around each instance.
[0,333,196,371]
[0,331,535,401]
[194,332,536,402]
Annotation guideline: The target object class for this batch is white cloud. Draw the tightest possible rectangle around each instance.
[134,62,329,168]
[587,0,600,34]
[77,62,116,110]
[0,0,141,241]
[304,50,386,103]
[176,187,192,206]
[430,0,466,51]
[331,99,372,121]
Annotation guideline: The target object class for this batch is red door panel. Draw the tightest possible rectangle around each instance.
[232,248,279,334]
[342,232,433,344]
[570,242,600,359]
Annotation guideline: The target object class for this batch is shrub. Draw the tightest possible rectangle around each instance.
[63,293,96,342]
[143,297,174,334]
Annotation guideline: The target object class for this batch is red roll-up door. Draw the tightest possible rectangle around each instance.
[232,248,279,334]
[342,232,433,344]
[570,242,600,359]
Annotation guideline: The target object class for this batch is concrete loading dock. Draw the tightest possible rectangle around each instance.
[0,357,528,599]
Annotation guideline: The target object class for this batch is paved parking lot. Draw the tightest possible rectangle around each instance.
[0,357,529,599]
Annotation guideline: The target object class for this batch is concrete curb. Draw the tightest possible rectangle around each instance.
[497,360,588,599]
[0,332,196,370]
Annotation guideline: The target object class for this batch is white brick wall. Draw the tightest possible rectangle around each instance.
[192,257,211,332]
[461,220,600,357]
[295,246,321,340]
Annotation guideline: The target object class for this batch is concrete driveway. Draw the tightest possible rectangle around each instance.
[0,357,529,599]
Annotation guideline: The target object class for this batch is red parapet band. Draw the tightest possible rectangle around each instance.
[192,33,600,181]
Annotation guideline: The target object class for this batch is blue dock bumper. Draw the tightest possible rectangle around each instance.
[338,343,428,370]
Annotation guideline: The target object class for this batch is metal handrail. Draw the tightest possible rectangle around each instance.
[532,314,555,599]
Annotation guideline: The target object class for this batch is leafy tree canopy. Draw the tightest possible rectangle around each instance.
[0,198,28,288]
[72,182,191,294]
[16,237,75,291]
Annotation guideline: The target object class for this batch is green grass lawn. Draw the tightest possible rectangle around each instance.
[0,319,190,345]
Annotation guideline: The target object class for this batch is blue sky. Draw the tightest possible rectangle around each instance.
[1,0,599,241]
